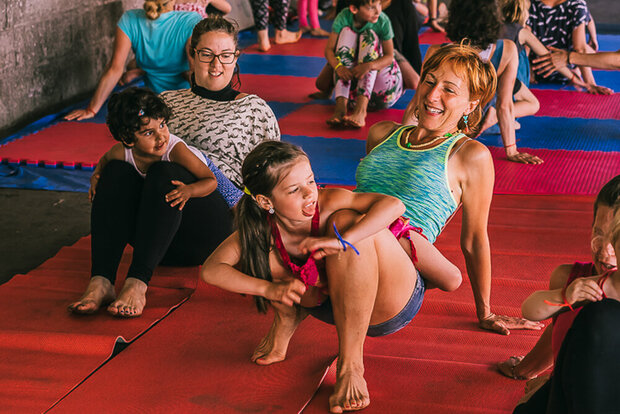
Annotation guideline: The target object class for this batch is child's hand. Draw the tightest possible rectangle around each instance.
[299,236,344,259]
[565,277,604,306]
[351,62,372,79]
[165,180,193,210]
[88,173,101,202]
[586,84,614,95]
[266,279,306,307]
[335,65,354,82]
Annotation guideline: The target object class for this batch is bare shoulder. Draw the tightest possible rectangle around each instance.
[454,138,493,167]
[367,121,399,152]
[108,142,126,160]
[549,263,574,290]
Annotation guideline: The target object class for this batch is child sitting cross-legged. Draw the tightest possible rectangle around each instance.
[325,0,403,128]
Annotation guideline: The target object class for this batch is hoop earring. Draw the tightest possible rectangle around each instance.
[268,207,275,214]
[462,114,470,133]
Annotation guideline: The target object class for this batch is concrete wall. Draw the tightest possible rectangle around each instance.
[0,0,142,137]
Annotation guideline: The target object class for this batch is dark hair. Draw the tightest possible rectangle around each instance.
[236,141,309,313]
[594,175,620,221]
[446,0,502,50]
[190,16,242,89]
[106,87,171,146]
[348,0,374,9]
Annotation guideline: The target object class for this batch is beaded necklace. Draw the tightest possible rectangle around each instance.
[404,127,459,149]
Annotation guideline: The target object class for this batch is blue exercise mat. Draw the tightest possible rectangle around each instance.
[239,54,326,77]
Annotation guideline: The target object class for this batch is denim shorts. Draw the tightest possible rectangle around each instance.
[305,269,425,337]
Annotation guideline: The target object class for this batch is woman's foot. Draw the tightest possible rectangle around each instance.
[68,276,116,314]
[300,25,312,33]
[309,27,330,37]
[251,304,306,365]
[274,29,302,45]
[257,30,271,52]
[329,366,370,413]
[498,356,531,380]
[107,277,147,318]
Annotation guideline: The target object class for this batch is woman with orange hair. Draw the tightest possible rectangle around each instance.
[357,43,545,335]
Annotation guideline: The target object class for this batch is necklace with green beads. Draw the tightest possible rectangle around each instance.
[404,127,458,149]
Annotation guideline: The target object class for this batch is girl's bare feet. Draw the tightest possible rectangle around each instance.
[343,110,366,128]
[329,366,370,413]
[107,277,147,318]
[68,276,116,314]
[274,29,302,45]
[327,97,348,127]
[251,303,307,365]
[309,27,330,37]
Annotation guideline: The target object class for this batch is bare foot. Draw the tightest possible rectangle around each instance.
[498,356,529,380]
[343,110,366,128]
[300,25,312,33]
[309,27,330,37]
[309,90,332,100]
[251,303,306,365]
[327,97,348,128]
[257,30,271,52]
[107,277,147,318]
[68,276,116,314]
[329,367,370,413]
[479,106,497,134]
[274,29,302,45]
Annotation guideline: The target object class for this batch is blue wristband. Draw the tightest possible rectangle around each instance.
[332,223,360,256]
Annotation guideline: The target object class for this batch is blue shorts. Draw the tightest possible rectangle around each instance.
[305,269,425,337]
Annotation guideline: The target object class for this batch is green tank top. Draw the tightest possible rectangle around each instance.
[355,125,463,243]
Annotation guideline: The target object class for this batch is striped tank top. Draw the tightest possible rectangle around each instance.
[355,125,462,243]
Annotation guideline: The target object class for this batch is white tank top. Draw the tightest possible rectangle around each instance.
[124,133,207,178]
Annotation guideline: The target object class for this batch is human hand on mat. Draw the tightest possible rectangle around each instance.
[88,173,101,202]
[335,65,354,82]
[300,236,345,259]
[507,151,544,165]
[479,313,544,335]
[166,180,192,210]
[64,107,96,121]
[585,83,613,95]
[266,279,306,307]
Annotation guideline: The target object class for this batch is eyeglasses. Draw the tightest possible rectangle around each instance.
[194,49,238,64]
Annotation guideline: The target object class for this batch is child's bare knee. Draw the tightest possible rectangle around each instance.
[440,265,462,292]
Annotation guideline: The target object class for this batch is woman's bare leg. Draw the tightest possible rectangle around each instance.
[326,210,416,413]
[252,302,308,365]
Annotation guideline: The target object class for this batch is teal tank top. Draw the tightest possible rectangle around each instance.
[355,125,462,243]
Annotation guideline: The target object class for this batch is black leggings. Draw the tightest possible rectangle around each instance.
[250,0,290,31]
[91,160,233,285]
[514,299,620,414]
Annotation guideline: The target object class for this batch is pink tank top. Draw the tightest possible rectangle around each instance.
[269,203,325,289]
[552,262,609,361]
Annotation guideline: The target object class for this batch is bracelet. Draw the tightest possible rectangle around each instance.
[570,72,577,83]
[504,143,516,149]
[332,223,360,255]
[85,107,96,117]
[544,286,575,311]
[334,62,343,71]
[429,17,437,21]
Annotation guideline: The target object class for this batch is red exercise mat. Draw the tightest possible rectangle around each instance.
[279,104,403,139]
[243,37,328,57]
[490,147,620,195]
[533,89,620,119]
[243,74,319,103]
[0,122,113,168]
[0,236,198,413]
[50,284,338,413]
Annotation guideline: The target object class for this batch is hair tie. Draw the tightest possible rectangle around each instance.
[243,187,252,196]
[138,109,145,117]
[333,223,360,255]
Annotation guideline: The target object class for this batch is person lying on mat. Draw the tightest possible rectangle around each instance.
[64,0,202,121]
[325,0,404,128]
[511,195,620,413]
[498,175,619,382]
[406,0,542,164]
[161,15,280,189]
[358,44,544,335]
[533,47,620,74]
[202,140,462,413]
[68,88,232,317]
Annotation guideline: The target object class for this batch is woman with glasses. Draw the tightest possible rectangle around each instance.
[161,16,280,189]
[65,0,202,121]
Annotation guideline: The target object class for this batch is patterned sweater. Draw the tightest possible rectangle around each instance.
[160,89,281,187]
